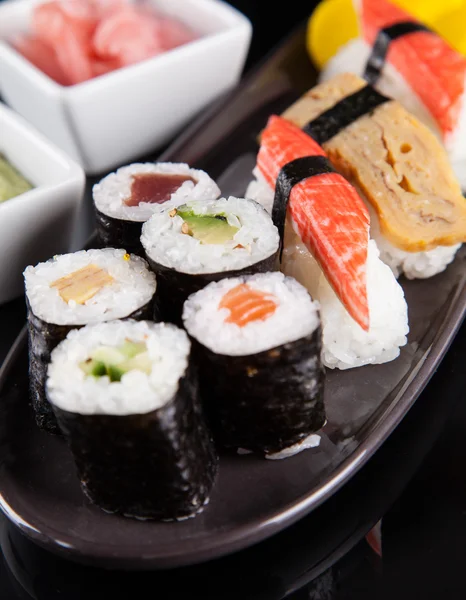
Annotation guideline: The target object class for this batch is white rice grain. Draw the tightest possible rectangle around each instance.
[46,320,189,416]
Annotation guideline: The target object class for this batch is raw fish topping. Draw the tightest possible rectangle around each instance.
[124,173,197,207]
[12,0,199,86]
[219,284,278,327]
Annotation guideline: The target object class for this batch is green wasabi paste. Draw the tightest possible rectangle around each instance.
[0,153,33,203]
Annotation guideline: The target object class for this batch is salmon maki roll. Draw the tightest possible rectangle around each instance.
[247,115,408,370]
[182,272,325,457]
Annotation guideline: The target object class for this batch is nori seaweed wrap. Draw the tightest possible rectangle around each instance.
[141,196,280,325]
[183,272,326,457]
[46,320,217,520]
[92,162,221,257]
[24,249,157,434]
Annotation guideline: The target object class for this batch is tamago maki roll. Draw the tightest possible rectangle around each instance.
[183,272,326,458]
[141,196,280,323]
[24,248,156,434]
[46,320,217,520]
[93,163,220,256]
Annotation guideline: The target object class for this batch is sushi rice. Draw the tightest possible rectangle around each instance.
[93,162,220,222]
[141,196,279,275]
[46,320,190,416]
[24,248,156,325]
[246,174,409,370]
[182,271,320,356]
[366,203,461,280]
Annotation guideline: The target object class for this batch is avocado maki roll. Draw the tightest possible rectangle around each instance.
[141,196,280,324]
[182,272,326,458]
[23,248,157,434]
[46,320,217,521]
[93,163,220,256]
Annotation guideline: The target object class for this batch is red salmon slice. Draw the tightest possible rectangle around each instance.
[258,115,370,331]
[360,0,466,139]
[13,35,70,86]
[219,284,278,327]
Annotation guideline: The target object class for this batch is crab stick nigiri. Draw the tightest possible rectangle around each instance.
[246,115,409,370]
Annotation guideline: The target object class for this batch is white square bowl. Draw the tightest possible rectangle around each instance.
[0,101,85,305]
[0,0,252,175]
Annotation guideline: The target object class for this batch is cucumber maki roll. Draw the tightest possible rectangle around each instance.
[182,272,326,458]
[141,196,280,324]
[23,248,157,434]
[46,320,217,521]
[93,163,220,256]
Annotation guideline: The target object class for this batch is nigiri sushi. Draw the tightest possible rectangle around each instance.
[278,73,466,280]
[247,115,408,370]
[320,0,466,189]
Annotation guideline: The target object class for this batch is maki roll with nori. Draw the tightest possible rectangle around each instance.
[46,320,217,521]
[23,248,156,434]
[141,196,280,323]
[182,272,326,458]
[93,163,220,256]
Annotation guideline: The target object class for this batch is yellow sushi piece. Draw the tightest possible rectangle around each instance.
[50,264,114,304]
[306,0,466,70]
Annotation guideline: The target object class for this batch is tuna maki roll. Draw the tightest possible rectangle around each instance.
[141,196,280,324]
[46,320,217,521]
[24,248,157,434]
[93,162,220,256]
[182,272,326,458]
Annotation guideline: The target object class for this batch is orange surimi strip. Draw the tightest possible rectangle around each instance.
[257,115,370,331]
[50,264,114,304]
[219,284,277,327]
[360,0,466,138]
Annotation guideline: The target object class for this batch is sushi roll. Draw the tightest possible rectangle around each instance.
[24,248,156,434]
[182,272,325,457]
[93,163,220,256]
[46,320,217,521]
[278,73,466,280]
[248,115,409,370]
[140,196,280,323]
[320,0,466,189]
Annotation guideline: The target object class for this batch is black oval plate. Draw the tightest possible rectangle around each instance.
[0,25,465,570]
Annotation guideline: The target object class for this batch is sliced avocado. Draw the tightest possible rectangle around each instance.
[80,359,106,377]
[119,340,147,359]
[176,207,239,245]
[79,341,150,380]
[91,346,126,365]
[122,351,152,374]
[107,364,126,382]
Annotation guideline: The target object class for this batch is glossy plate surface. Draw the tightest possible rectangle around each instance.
[0,26,465,570]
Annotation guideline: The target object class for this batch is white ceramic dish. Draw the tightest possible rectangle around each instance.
[0,0,252,175]
[0,101,85,305]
